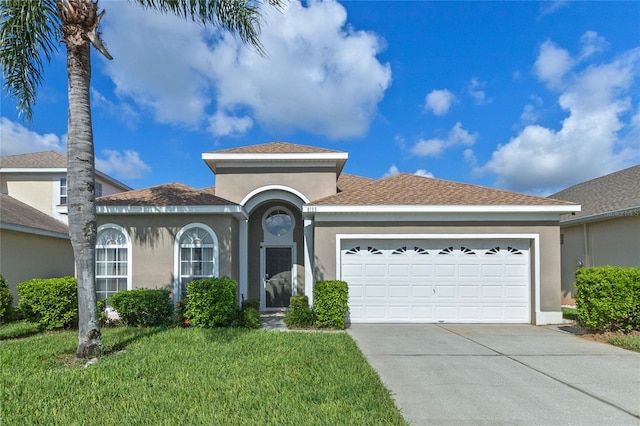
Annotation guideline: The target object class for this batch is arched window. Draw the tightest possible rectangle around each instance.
[176,224,218,300]
[96,224,131,300]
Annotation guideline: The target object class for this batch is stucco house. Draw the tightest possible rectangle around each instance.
[550,165,640,304]
[0,150,131,299]
[96,142,578,325]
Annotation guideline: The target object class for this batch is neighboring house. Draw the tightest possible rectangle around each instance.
[549,165,640,305]
[0,194,74,301]
[97,142,578,325]
[0,150,131,224]
[0,150,131,297]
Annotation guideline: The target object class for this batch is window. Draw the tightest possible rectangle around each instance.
[177,225,218,299]
[264,209,293,237]
[59,178,67,205]
[96,225,130,300]
[95,182,103,197]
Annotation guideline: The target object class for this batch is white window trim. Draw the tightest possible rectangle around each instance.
[96,223,132,298]
[173,223,219,304]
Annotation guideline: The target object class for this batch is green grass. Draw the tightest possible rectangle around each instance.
[0,320,42,340]
[0,326,407,425]
[608,334,640,353]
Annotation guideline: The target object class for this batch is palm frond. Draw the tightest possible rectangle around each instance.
[0,0,61,121]
[132,0,285,56]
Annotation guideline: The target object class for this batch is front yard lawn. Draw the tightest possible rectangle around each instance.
[0,326,406,425]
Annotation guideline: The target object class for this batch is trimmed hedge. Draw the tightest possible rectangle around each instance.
[284,295,315,328]
[575,266,640,332]
[17,277,78,329]
[185,277,238,328]
[0,274,13,323]
[313,280,349,329]
[109,289,173,327]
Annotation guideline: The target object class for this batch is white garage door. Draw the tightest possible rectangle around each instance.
[340,239,530,323]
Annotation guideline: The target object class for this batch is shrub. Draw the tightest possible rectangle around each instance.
[17,277,78,329]
[0,274,13,323]
[109,289,173,327]
[96,299,110,327]
[242,298,260,311]
[176,297,190,327]
[575,266,640,332]
[185,277,238,328]
[313,280,348,330]
[236,298,262,329]
[239,307,262,329]
[284,295,315,328]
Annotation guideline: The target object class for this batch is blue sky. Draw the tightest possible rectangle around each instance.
[1,0,639,196]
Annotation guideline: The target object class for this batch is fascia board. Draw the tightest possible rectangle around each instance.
[0,222,69,239]
[201,152,348,174]
[559,206,640,226]
[303,204,579,223]
[97,205,247,219]
[304,204,580,214]
[0,168,66,173]
[202,152,348,162]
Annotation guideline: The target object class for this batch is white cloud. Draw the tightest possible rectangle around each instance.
[0,117,65,155]
[482,42,640,193]
[515,96,543,129]
[424,89,456,116]
[579,31,608,60]
[534,40,574,89]
[95,149,151,180]
[384,164,400,177]
[411,122,478,157]
[208,111,254,137]
[91,88,140,128]
[539,1,568,18]
[414,169,434,178]
[468,78,490,104]
[101,0,391,139]
[384,164,433,178]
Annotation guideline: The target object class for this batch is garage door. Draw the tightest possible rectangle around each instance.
[340,239,530,323]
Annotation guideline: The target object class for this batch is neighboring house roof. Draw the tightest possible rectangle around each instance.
[208,141,343,154]
[549,165,640,223]
[0,150,133,191]
[97,183,235,206]
[0,194,69,238]
[311,173,575,206]
[337,173,376,193]
[0,150,67,168]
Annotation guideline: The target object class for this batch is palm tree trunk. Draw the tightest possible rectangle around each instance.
[66,36,102,358]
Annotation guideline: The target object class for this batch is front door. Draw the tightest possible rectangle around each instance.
[264,247,293,309]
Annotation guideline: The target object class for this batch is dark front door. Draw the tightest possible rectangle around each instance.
[265,247,292,308]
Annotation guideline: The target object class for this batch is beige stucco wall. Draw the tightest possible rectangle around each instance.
[0,229,74,303]
[215,169,337,204]
[98,214,239,295]
[312,221,562,322]
[560,216,640,303]
[3,176,57,216]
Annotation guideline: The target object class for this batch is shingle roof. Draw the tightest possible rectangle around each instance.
[336,173,375,193]
[311,173,575,206]
[0,150,67,168]
[208,141,343,154]
[549,165,640,220]
[96,183,235,206]
[0,194,69,236]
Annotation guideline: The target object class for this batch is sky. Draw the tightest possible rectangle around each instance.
[1,0,639,196]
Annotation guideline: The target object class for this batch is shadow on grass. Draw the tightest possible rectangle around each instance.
[0,321,44,340]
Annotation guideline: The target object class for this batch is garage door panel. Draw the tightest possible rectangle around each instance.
[435,264,457,277]
[342,239,530,323]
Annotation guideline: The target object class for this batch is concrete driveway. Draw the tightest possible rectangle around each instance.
[347,324,640,425]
